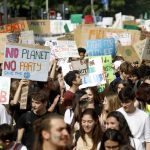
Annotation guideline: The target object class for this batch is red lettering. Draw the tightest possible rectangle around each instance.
[5,48,19,58]
[0,91,7,103]
[4,61,16,71]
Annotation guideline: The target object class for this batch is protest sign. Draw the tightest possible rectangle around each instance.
[102,55,115,84]
[133,39,146,60]
[27,20,50,35]
[105,32,131,46]
[117,44,141,63]
[0,33,10,63]
[142,38,150,61]
[0,21,28,33]
[86,38,115,56]
[74,25,141,47]
[140,31,150,40]
[20,85,29,109]
[71,59,88,76]
[50,40,79,58]
[79,56,106,89]
[50,20,77,35]
[20,30,35,44]
[0,77,10,104]
[2,43,50,81]
[71,14,83,24]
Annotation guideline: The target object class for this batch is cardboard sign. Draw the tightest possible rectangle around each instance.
[140,31,150,40]
[0,77,10,104]
[117,44,141,63]
[74,25,141,47]
[27,20,50,35]
[143,38,150,60]
[2,43,50,81]
[86,38,115,56]
[50,40,79,58]
[0,33,10,63]
[133,39,146,60]
[0,21,28,33]
[20,30,35,44]
[20,85,29,109]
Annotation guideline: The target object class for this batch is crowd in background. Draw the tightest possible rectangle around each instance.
[0,47,150,150]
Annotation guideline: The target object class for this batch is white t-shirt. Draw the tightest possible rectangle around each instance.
[118,107,150,144]
[0,104,12,125]
[130,137,144,150]
[64,109,74,125]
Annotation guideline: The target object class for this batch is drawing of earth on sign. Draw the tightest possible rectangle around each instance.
[125,48,132,56]
[24,72,30,79]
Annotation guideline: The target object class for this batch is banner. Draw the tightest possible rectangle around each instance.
[2,43,50,81]
[86,38,115,56]
[143,38,150,60]
[0,21,28,33]
[0,77,10,104]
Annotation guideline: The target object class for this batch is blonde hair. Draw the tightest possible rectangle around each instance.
[105,93,121,113]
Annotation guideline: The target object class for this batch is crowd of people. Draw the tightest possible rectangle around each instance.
[0,47,150,150]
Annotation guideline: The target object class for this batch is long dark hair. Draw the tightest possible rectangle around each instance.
[80,108,103,150]
[100,128,124,150]
[107,111,133,144]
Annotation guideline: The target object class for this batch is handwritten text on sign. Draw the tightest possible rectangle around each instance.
[0,21,28,33]
[50,40,79,58]
[3,44,50,81]
[0,77,10,104]
[86,38,115,56]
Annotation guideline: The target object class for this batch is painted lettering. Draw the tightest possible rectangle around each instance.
[4,61,16,71]
[22,49,49,60]
[5,48,19,58]
[0,90,7,102]
[20,62,41,72]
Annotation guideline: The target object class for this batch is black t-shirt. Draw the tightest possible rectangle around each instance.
[17,111,49,150]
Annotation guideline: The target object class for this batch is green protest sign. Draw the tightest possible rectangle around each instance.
[71,14,83,24]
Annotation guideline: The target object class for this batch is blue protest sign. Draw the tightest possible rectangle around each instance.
[86,38,115,56]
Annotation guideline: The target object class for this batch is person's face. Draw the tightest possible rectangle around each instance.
[81,114,96,134]
[73,73,82,86]
[117,83,124,93]
[129,75,138,83]
[121,72,130,81]
[79,52,85,59]
[85,89,94,102]
[104,140,119,150]
[106,117,119,130]
[48,119,70,148]
[32,99,46,114]
[103,97,110,112]
[121,100,135,113]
